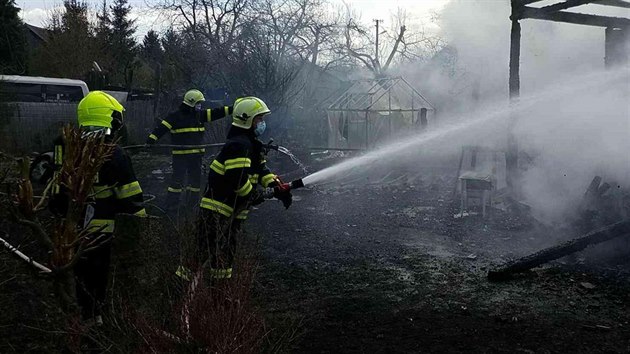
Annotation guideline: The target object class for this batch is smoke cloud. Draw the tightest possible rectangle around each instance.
[399,0,630,224]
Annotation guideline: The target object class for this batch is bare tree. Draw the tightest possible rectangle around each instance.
[343,7,443,78]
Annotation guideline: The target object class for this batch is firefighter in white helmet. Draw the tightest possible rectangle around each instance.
[178,97,291,282]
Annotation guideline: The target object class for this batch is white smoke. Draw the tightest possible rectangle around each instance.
[406,0,630,224]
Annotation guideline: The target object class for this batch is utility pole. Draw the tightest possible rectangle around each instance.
[374,19,382,66]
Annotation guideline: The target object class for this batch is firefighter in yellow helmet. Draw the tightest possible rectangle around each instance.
[50,91,146,325]
[146,89,233,214]
[186,97,291,282]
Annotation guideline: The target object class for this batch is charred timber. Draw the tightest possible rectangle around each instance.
[518,7,630,28]
[487,219,630,281]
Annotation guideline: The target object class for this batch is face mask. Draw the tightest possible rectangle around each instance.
[254,121,266,136]
[195,103,203,112]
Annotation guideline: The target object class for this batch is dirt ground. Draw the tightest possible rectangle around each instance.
[243,152,630,353]
[2,148,630,353]
[128,148,630,353]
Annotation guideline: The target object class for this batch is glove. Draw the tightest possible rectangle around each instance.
[273,183,292,209]
[249,190,267,206]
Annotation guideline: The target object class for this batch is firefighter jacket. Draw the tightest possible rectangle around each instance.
[147,105,233,155]
[51,136,146,235]
[200,127,277,220]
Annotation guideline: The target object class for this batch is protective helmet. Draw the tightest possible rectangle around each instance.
[183,89,205,107]
[77,91,124,129]
[232,97,271,129]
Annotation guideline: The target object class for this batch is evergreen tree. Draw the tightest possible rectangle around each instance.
[141,30,163,68]
[109,0,137,89]
[0,0,28,74]
[30,0,96,79]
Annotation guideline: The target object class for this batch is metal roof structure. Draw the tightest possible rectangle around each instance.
[326,76,434,113]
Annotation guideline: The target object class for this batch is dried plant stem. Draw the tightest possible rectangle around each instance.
[0,233,52,273]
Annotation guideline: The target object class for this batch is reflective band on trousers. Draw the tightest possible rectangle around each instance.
[86,219,115,233]
[170,127,205,134]
[168,186,183,193]
[200,197,234,217]
[115,181,142,199]
[236,209,249,220]
[186,186,201,192]
[224,157,251,170]
[261,173,276,188]
[175,265,192,281]
[172,148,205,155]
[161,120,173,129]
[209,267,232,279]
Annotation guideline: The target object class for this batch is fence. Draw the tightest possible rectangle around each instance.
[0,100,235,154]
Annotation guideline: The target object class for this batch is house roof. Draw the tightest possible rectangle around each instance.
[25,23,49,42]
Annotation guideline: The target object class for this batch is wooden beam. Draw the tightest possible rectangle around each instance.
[517,0,546,5]
[537,0,600,13]
[521,6,630,27]
[597,0,630,8]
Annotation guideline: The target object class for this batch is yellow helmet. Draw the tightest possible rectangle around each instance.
[183,89,205,107]
[77,91,124,128]
[232,97,271,129]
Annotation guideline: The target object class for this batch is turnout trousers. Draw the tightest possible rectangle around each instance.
[166,154,202,211]
[74,237,112,320]
[195,209,243,280]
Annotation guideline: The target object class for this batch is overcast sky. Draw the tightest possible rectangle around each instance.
[17,0,448,38]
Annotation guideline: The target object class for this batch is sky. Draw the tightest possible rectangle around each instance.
[17,0,448,38]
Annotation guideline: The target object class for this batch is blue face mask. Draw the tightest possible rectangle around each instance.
[254,121,266,136]
[195,103,203,112]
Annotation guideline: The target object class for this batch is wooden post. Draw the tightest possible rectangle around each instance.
[507,17,521,196]
[420,108,428,130]
[605,26,629,69]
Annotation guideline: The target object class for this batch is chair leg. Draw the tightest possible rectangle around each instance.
[461,180,467,217]
[481,190,488,218]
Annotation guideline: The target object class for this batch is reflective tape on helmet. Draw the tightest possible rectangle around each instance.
[172,148,205,155]
[200,197,234,217]
[114,181,143,199]
[235,180,252,197]
[224,158,251,170]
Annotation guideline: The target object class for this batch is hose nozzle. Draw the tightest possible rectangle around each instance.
[290,178,305,190]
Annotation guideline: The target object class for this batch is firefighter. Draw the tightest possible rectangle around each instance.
[146,89,233,213]
[50,91,146,325]
[190,96,292,281]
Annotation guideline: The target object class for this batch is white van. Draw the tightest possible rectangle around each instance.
[0,75,89,103]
